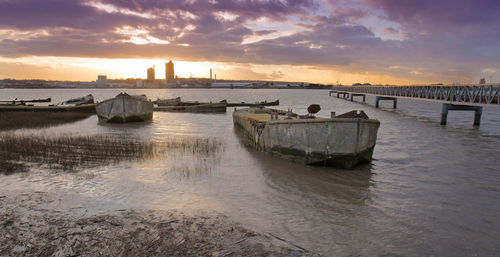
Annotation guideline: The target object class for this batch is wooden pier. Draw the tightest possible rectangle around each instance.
[329,84,500,126]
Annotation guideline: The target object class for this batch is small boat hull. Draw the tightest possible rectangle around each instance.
[154,102,226,113]
[96,94,153,123]
[57,94,94,106]
[227,100,279,107]
[153,97,279,107]
[233,107,380,169]
[0,104,96,113]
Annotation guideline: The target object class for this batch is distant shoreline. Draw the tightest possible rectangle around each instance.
[0,86,333,90]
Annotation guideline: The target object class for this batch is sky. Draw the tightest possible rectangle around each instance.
[0,0,499,85]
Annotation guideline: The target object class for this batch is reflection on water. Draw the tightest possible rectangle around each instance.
[0,89,499,255]
[234,126,374,205]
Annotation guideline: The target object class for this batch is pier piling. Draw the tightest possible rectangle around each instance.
[375,96,397,108]
[350,93,366,102]
[440,103,483,126]
[337,92,349,99]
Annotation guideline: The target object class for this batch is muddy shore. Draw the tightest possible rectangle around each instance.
[0,191,318,256]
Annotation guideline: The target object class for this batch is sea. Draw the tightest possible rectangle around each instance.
[1,88,499,256]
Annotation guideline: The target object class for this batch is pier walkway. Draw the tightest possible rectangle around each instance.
[329,84,500,126]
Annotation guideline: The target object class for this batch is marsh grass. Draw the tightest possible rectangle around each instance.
[0,134,223,174]
[0,158,29,175]
[0,111,93,131]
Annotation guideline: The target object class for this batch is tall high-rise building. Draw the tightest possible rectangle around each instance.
[165,60,175,83]
[96,75,107,86]
[147,66,155,81]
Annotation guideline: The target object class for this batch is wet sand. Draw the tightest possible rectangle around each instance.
[0,191,317,256]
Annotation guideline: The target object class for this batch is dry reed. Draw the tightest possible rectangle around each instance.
[0,134,223,174]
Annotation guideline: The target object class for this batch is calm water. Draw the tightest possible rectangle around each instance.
[1,88,499,256]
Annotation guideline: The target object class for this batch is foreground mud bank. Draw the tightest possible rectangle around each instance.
[0,192,317,256]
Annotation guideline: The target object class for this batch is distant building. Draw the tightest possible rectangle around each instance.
[96,75,107,86]
[165,60,175,83]
[147,66,155,81]
[479,78,486,84]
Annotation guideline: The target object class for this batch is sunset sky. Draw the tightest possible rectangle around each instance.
[0,0,499,84]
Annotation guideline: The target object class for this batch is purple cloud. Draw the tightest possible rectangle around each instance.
[366,0,500,35]
[0,0,152,31]
[0,0,498,83]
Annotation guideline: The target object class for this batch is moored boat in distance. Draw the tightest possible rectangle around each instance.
[56,94,94,106]
[226,99,279,107]
[232,107,380,169]
[154,102,226,113]
[0,97,52,106]
[152,97,181,106]
[153,97,279,107]
[0,95,96,113]
[96,93,153,123]
[0,104,96,113]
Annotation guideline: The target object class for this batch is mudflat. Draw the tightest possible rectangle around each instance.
[0,191,318,256]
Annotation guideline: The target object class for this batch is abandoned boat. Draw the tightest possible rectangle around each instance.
[152,97,181,106]
[96,93,153,123]
[226,99,279,107]
[232,107,380,169]
[56,94,94,106]
[0,97,51,106]
[0,95,96,112]
[153,97,279,107]
[154,102,226,113]
[0,104,96,113]
[153,97,218,107]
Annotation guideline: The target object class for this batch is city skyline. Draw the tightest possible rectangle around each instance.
[0,0,499,84]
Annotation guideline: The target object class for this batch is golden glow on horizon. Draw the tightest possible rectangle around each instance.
[0,57,234,80]
[0,56,470,85]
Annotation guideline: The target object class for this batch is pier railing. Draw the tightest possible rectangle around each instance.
[330,85,500,106]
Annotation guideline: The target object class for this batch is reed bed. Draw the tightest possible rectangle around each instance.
[0,111,93,131]
[0,134,223,174]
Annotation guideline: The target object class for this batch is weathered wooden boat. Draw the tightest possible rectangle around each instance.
[96,93,153,123]
[0,97,51,106]
[154,97,215,106]
[154,102,226,113]
[23,97,51,103]
[0,101,26,106]
[153,97,279,107]
[0,104,96,113]
[56,94,94,106]
[152,97,181,106]
[226,99,279,107]
[233,107,380,169]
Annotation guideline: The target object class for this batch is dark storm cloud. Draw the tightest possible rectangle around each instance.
[365,0,500,69]
[365,0,500,34]
[0,0,152,31]
[0,0,315,59]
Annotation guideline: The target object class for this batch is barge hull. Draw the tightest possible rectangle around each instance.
[233,108,380,169]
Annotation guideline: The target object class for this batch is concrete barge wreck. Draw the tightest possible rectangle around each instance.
[233,107,380,169]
